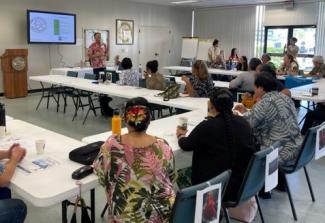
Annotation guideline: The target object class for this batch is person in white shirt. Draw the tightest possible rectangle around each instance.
[208,39,221,66]
[284,37,299,58]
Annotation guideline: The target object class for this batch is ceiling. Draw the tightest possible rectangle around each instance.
[126,0,308,8]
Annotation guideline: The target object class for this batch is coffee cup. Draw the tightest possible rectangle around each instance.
[178,117,188,130]
[35,139,45,155]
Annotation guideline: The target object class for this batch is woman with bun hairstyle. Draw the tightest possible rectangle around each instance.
[94,97,177,222]
[144,60,166,90]
[176,88,255,201]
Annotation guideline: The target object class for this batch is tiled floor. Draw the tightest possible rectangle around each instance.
[3,93,325,223]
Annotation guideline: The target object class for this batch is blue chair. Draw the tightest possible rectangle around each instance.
[279,125,319,221]
[170,170,232,223]
[223,148,273,223]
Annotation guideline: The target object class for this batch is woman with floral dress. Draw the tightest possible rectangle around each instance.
[93,97,177,223]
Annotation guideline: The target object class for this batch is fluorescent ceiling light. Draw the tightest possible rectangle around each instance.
[171,0,198,4]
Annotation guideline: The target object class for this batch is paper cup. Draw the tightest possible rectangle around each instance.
[0,126,5,137]
[178,117,188,130]
[35,139,45,155]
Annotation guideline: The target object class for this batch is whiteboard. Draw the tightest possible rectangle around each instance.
[181,37,199,59]
[196,39,213,61]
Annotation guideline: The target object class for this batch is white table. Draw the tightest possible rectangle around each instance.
[290,79,325,103]
[3,120,98,222]
[163,66,248,77]
[50,66,118,78]
[165,75,229,88]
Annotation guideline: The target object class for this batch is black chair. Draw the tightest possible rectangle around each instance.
[279,125,319,221]
[223,148,273,223]
[82,73,101,125]
[170,170,232,223]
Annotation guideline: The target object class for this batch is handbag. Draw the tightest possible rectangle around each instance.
[157,84,180,100]
[228,197,257,223]
[69,141,104,165]
[70,196,92,223]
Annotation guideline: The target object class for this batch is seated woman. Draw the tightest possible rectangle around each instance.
[261,53,276,71]
[259,64,291,97]
[181,60,214,97]
[277,53,299,76]
[176,88,256,201]
[144,60,166,90]
[236,56,248,71]
[229,58,261,92]
[228,48,239,62]
[118,57,142,86]
[0,144,27,223]
[234,74,302,166]
[307,55,325,78]
[93,97,176,222]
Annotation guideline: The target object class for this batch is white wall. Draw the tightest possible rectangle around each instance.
[0,0,191,92]
[264,2,318,26]
[194,6,257,60]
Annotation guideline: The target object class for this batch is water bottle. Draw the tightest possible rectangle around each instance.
[111,109,121,137]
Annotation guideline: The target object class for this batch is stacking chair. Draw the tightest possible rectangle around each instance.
[170,170,231,223]
[279,125,319,221]
[223,148,273,223]
[82,73,101,125]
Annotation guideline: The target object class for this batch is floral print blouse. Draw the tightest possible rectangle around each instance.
[88,42,107,69]
[93,136,177,223]
[118,69,142,87]
[189,75,215,98]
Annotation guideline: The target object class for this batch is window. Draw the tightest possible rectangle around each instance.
[264,25,316,71]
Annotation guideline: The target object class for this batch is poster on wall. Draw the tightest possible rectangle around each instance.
[116,19,134,45]
[84,29,110,61]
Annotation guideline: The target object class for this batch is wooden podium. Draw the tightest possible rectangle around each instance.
[1,49,28,98]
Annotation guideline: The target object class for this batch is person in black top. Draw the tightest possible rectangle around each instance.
[176,88,256,201]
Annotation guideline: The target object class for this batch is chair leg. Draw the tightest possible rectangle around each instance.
[56,92,60,113]
[100,204,108,218]
[72,97,79,121]
[255,195,265,223]
[284,174,298,221]
[303,166,315,202]
[223,207,231,223]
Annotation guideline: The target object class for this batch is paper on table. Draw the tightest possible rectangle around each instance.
[17,157,60,175]
[315,124,325,160]
[195,183,221,223]
[265,148,279,192]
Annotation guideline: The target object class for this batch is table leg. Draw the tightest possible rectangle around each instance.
[36,82,45,110]
[91,188,95,223]
[61,200,68,223]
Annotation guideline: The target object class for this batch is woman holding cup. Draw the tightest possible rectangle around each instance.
[176,88,255,201]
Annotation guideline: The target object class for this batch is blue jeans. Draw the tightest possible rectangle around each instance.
[0,199,27,223]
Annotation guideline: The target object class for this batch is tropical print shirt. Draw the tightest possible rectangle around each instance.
[88,42,107,69]
[189,74,215,98]
[93,136,177,223]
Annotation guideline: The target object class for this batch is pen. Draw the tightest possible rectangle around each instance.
[17,165,32,174]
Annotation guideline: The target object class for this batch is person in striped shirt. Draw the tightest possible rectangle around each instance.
[234,73,302,165]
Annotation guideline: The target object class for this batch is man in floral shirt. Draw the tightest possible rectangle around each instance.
[87,32,107,75]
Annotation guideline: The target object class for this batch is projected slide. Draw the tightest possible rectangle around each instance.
[28,11,75,43]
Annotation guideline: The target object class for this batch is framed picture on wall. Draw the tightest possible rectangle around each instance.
[116,19,134,45]
[84,29,110,61]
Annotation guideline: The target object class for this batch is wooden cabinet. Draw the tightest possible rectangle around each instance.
[0,49,28,98]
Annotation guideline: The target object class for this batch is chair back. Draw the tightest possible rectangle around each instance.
[293,125,320,171]
[84,73,97,80]
[170,170,232,223]
[67,71,78,78]
[236,148,272,204]
[112,71,120,83]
